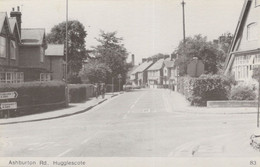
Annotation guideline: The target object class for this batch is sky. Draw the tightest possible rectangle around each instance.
[0,0,245,64]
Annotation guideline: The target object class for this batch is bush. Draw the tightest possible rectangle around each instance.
[178,74,232,106]
[230,84,256,100]
[68,84,86,103]
[0,81,66,117]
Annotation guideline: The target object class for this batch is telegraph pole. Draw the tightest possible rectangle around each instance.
[181,0,186,46]
[65,0,69,106]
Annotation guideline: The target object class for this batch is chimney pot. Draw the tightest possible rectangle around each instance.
[12,7,15,11]
[17,6,20,11]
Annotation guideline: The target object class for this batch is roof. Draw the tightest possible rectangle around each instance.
[164,60,175,68]
[0,12,11,34]
[21,28,45,45]
[45,44,64,56]
[224,0,252,73]
[132,61,154,74]
[127,65,138,76]
[147,59,164,71]
[8,17,20,40]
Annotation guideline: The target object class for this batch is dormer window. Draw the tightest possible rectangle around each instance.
[0,36,6,58]
[247,22,257,41]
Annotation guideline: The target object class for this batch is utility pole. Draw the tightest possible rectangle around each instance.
[65,0,69,106]
[181,0,186,46]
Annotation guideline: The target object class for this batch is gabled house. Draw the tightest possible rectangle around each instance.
[131,60,154,86]
[0,12,23,83]
[224,0,260,82]
[163,59,176,85]
[147,58,164,88]
[45,44,65,81]
[19,28,50,81]
[0,7,52,83]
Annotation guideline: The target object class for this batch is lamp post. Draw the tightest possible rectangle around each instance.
[118,74,122,92]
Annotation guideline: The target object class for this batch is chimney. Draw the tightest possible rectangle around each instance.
[10,6,22,34]
[131,54,135,66]
[142,58,147,63]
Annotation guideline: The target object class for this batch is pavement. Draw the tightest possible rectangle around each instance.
[163,89,258,115]
[0,92,121,125]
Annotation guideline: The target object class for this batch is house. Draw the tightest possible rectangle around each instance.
[163,59,176,86]
[131,60,154,86]
[0,7,52,83]
[45,44,65,81]
[147,58,165,88]
[224,0,260,83]
[0,12,23,83]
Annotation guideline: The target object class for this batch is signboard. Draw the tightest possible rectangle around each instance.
[0,102,17,110]
[187,58,204,77]
[0,91,18,100]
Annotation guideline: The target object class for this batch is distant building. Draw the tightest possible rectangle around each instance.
[163,59,176,86]
[147,59,164,88]
[224,0,260,83]
[130,60,154,86]
[45,44,65,81]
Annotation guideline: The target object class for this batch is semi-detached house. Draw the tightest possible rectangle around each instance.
[224,0,260,83]
[131,60,154,86]
[0,7,64,83]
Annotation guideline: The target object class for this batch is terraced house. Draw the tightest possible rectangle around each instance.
[0,7,61,83]
[224,0,260,82]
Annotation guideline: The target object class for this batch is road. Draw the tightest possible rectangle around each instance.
[0,88,259,157]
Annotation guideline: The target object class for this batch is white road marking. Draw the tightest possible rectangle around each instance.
[123,92,147,119]
[57,148,72,157]
[81,132,99,144]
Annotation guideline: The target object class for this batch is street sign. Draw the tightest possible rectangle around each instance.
[0,91,18,100]
[0,102,17,110]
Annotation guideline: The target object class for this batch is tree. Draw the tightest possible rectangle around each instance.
[147,53,169,61]
[93,31,129,84]
[216,32,233,72]
[79,60,111,83]
[47,20,87,75]
[175,34,224,76]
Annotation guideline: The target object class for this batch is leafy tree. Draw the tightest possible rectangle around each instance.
[175,34,223,76]
[147,53,169,61]
[216,32,233,72]
[46,20,87,75]
[93,31,129,84]
[79,59,111,84]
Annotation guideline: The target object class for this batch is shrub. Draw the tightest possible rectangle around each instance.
[230,84,256,100]
[177,74,232,106]
[68,84,86,103]
[0,81,66,117]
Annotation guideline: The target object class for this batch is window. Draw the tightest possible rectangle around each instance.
[0,36,6,58]
[0,72,24,83]
[10,40,16,60]
[247,23,257,41]
[40,73,51,81]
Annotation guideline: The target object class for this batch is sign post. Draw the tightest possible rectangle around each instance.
[0,91,18,119]
[0,91,18,100]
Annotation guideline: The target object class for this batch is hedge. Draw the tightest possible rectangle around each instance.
[68,84,95,103]
[0,81,66,117]
[177,75,232,106]
[230,84,256,100]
